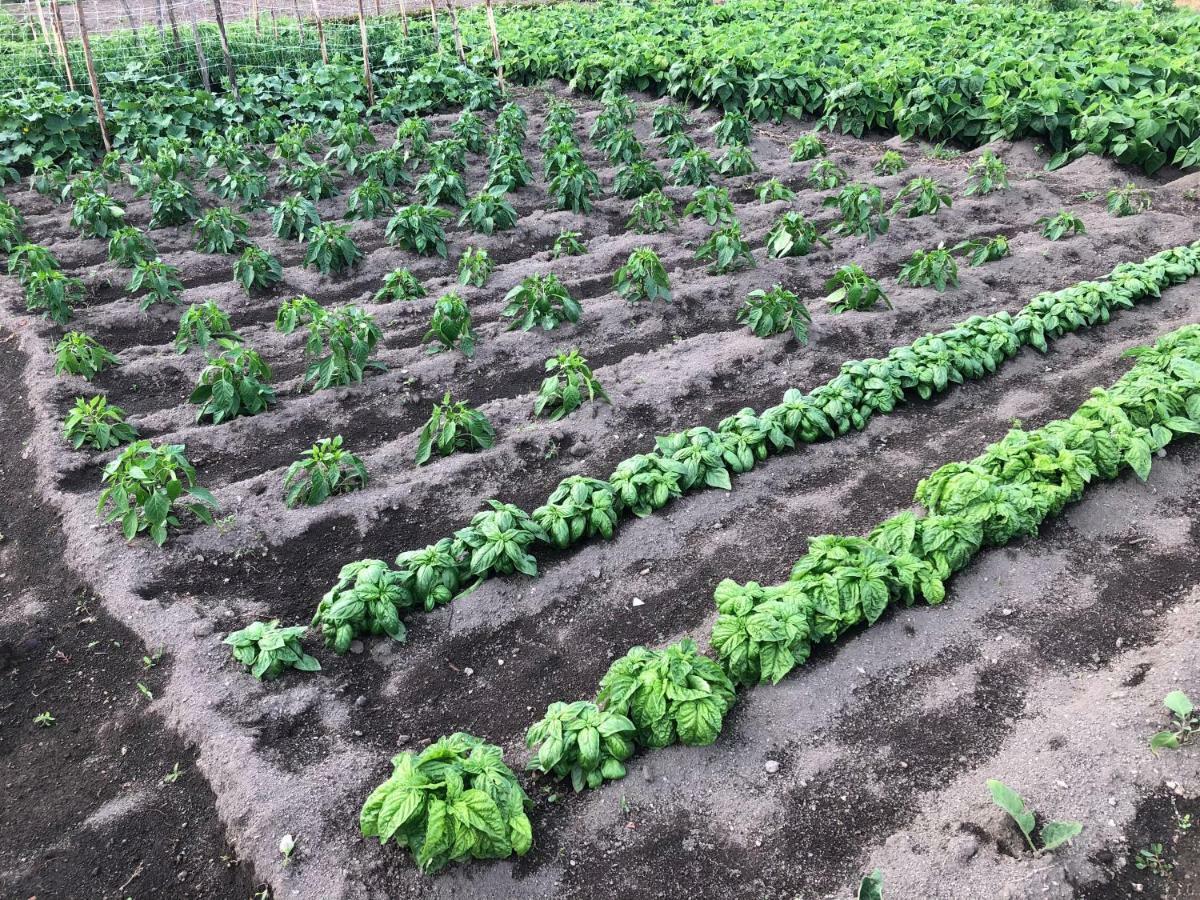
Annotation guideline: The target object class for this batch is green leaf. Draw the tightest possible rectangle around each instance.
[1039,820,1082,852]
[987,779,1035,848]
[858,869,884,900]
[1164,690,1194,720]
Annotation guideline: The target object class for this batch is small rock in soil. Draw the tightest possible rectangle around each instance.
[349,640,364,655]
[764,760,780,774]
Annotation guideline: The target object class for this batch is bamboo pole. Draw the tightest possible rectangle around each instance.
[356,0,375,106]
[72,0,110,153]
[311,0,328,65]
[446,0,464,63]
[485,0,504,91]
[190,9,212,92]
[211,0,239,96]
[47,0,75,91]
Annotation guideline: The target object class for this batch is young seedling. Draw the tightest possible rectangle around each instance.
[927,141,962,160]
[613,159,664,200]
[873,150,907,176]
[737,285,812,343]
[225,620,320,680]
[789,134,827,162]
[893,177,953,217]
[898,246,959,291]
[270,194,321,241]
[1106,183,1152,218]
[987,779,1082,855]
[163,763,185,784]
[534,350,609,420]
[423,292,477,357]
[684,185,736,226]
[374,268,426,302]
[551,230,587,258]
[193,207,249,254]
[344,177,396,221]
[284,436,368,507]
[964,150,1009,196]
[952,235,1010,267]
[613,248,672,304]
[303,223,362,275]
[766,212,830,259]
[33,711,55,727]
[386,204,450,258]
[459,189,518,234]
[1150,690,1197,752]
[233,245,284,295]
[176,300,239,354]
[858,870,884,900]
[825,183,892,243]
[190,340,275,424]
[416,392,496,465]
[128,258,183,310]
[63,395,138,450]
[502,274,582,332]
[1134,843,1173,877]
[824,265,891,312]
[457,247,494,288]
[626,191,678,234]
[695,223,755,274]
[1038,211,1086,240]
[302,307,384,391]
[98,441,218,545]
[807,159,846,190]
[54,332,120,380]
[756,178,796,203]
[550,160,601,213]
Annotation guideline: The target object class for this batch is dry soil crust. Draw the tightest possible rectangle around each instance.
[2,85,1199,899]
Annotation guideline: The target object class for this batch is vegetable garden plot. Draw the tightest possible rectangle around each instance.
[3,79,1200,899]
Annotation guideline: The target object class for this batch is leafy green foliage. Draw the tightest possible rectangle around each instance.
[738,285,812,342]
[532,475,620,545]
[952,235,1010,267]
[597,639,736,747]
[608,453,683,517]
[825,183,892,241]
[375,268,426,303]
[193,207,248,255]
[1149,690,1197,753]
[893,176,953,217]
[416,164,469,208]
[176,300,238,354]
[502,273,582,332]
[275,295,323,335]
[416,392,496,465]
[1038,210,1086,240]
[549,160,601,213]
[551,229,587,258]
[8,242,58,284]
[486,148,534,193]
[54,331,119,380]
[756,177,796,203]
[148,178,199,228]
[684,185,735,226]
[873,150,907,176]
[825,265,891,312]
[459,189,518,234]
[964,150,1009,196]
[107,226,156,268]
[233,245,283,294]
[712,110,752,147]
[717,144,757,176]
[695,223,755,274]
[312,559,410,652]
[613,159,664,199]
[898,246,960,291]
[302,307,385,391]
[598,127,643,166]
[526,701,636,792]
[451,110,487,153]
[70,190,125,239]
[280,156,338,202]
[766,211,831,258]
[660,131,695,159]
[789,134,826,162]
[627,190,678,234]
[62,395,138,451]
[284,436,368,508]
[190,340,275,424]
[24,269,83,325]
[807,159,846,189]
[614,248,671,304]
[302,223,362,275]
[423,292,477,357]
[98,441,217,546]
[270,194,321,241]
[988,780,1082,854]
[0,201,24,254]
[1106,183,1151,217]
[359,733,532,873]
[345,177,396,221]
[225,621,320,680]
[535,350,609,421]
[670,148,717,187]
[386,204,450,257]
[128,258,183,310]
[454,500,547,578]
[652,103,689,137]
[457,247,494,287]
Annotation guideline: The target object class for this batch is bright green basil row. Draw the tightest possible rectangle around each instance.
[365,321,1200,870]
[313,241,1200,655]
[473,0,1200,172]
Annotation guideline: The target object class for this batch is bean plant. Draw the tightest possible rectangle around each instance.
[98,441,217,546]
[63,395,138,450]
[535,350,609,420]
[416,392,496,465]
[613,248,671,304]
[284,436,368,508]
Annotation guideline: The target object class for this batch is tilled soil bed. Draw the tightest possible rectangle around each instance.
[1,84,1199,899]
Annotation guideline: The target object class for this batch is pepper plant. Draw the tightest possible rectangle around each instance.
[551,229,587,258]
[893,176,953,217]
[386,204,450,258]
[613,248,671,304]
[1038,211,1086,240]
[652,103,689,137]
[807,159,846,189]
[684,185,735,226]
[283,436,368,508]
[671,148,717,187]
[24,269,83,325]
[502,273,582,332]
[54,332,119,380]
[270,194,321,241]
[457,247,494,287]
[459,189,518,234]
[535,350,609,420]
[756,178,796,203]
[193,207,249,254]
[613,159,664,199]
[344,177,395,221]
[97,441,218,546]
[148,178,199,228]
[717,145,757,176]
[275,295,324,334]
[175,300,238,354]
[233,245,284,294]
[280,156,338,202]
[549,160,601,213]
[423,292,477,357]
[303,223,362,275]
[952,235,1010,266]
[486,149,534,193]
[964,150,1009,196]
[627,190,678,233]
[190,340,275,424]
[416,164,469,208]
[224,620,320,680]
[873,150,907,176]
[789,134,826,161]
[63,395,138,450]
[106,226,157,268]
[737,285,812,342]
[695,223,755,274]
[1106,183,1151,217]
[416,392,496,465]
[712,110,752,147]
[374,268,426,302]
[70,190,125,239]
[128,258,183,310]
[825,265,892,312]
[898,246,959,291]
[766,212,830,258]
[825,183,890,240]
[302,307,385,391]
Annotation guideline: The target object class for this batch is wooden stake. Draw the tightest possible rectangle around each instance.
[22,0,38,42]
[211,0,238,96]
[446,0,464,63]
[375,0,381,15]
[427,0,440,51]
[153,0,166,42]
[190,9,212,92]
[72,0,110,153]
[47,0,75,91]
[118,0,143,50]
[356,0,374,105]
[397,0,408,38]
[292,0,304,37]
[251,0,261,36]
[33,0,54,60]
[311,0,328,65]
[164,0,184,63]
[485,0,504,90]
[271,8,279,41]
